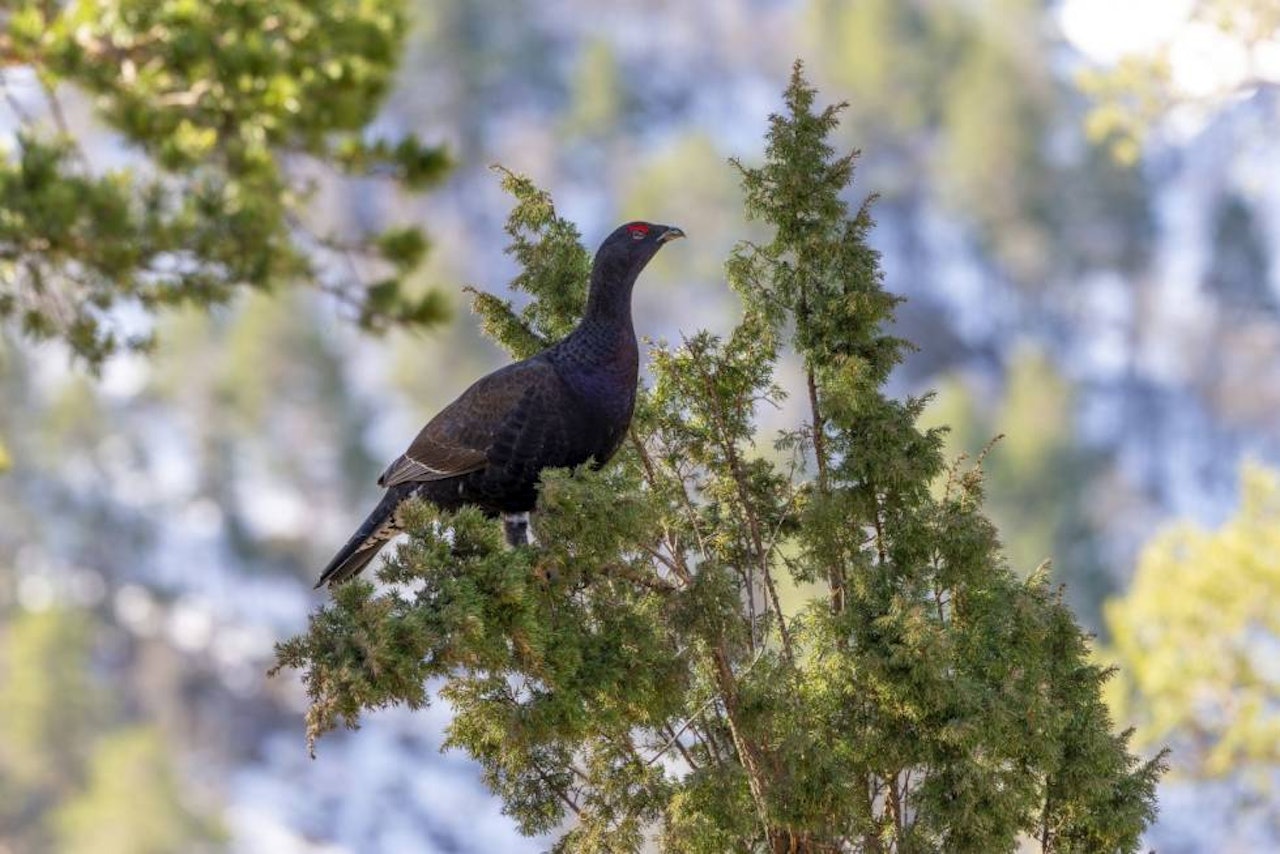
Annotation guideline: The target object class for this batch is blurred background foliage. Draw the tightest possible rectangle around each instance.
[1105,464,1280,775]
[1,0,1278,851]
[0,0,450,368]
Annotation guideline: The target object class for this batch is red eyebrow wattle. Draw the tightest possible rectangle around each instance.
[627,224,650,235]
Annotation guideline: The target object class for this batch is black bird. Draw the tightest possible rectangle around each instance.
[316,222,685,588]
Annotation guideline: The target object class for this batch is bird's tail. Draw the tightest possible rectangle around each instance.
[315,486,414,589]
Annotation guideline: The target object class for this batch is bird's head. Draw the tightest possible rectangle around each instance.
[596,222,686,273]
[583,221,685,321]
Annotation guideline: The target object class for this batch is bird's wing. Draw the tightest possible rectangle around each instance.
[378,357,559,488]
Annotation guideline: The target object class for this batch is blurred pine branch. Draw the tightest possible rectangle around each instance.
[0,0,449,370]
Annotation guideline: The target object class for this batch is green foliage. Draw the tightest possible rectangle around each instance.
[0,0,449,369]
[277,65,1163,852]
[1104,463,1280,778]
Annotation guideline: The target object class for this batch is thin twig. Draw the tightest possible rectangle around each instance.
[0,71,32,124]
[658,721,701,771]
[598,562,677,593]
[646,692,722,767]
[693,717,726,766]
[648,644,768,773]
[636,540,683,577]
[691,354,795,665]
[759,455,802,562]
[531,760,581,817]
[36,77,92,172]
[632,429,710,571]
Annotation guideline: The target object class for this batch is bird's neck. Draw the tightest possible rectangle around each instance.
[555,256,640,381]
[559,268,638,377]
[581,255,638,329]
[560,313,638,376]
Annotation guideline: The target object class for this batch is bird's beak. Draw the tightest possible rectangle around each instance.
[657,226,686,244]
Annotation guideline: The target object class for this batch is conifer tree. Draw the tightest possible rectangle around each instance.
[276,64,1164,853]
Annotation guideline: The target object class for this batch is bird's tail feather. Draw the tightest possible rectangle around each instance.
[315,486,414,589]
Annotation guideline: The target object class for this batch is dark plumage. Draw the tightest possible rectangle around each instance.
[316,221,684,588]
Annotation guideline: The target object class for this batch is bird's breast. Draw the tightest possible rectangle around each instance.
[552,329,638,458]
[558,361,635,453]
[569,367,636,424]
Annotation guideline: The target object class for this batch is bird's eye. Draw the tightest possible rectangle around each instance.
[627,224,649,240]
